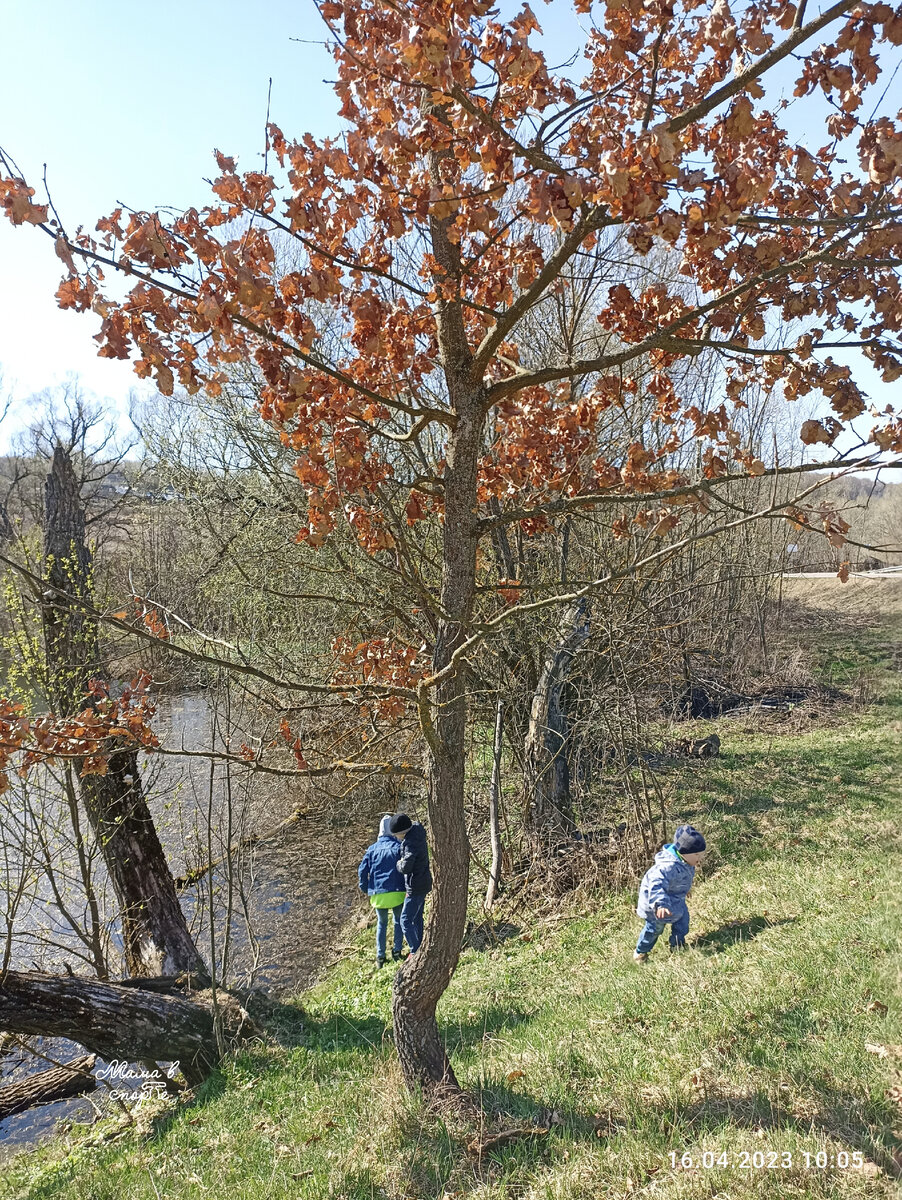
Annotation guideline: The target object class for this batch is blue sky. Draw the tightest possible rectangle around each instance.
[0,0,587,447]
[1,2,899,454]
[0,0,338,443]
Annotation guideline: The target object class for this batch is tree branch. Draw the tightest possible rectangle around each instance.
[476,455,899,532]
[0,549,417,704]
[471,207,616,380]
[449,86,565,177]
[151,742,424,781]
[421,471,861,692]
[667,0,858,135]
[484,233,857,402]
[13,213,444,426]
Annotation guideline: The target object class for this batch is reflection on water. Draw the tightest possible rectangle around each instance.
[0,691,385,1157]
[153,693,377,994]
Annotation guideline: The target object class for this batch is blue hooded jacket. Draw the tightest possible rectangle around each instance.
[358,827,405,897]
[637,844,695,923]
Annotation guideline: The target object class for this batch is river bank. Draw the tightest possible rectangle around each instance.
[3,621,899,1199]
[0,691,382,1157]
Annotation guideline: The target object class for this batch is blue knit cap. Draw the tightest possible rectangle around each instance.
[674,824,706,854]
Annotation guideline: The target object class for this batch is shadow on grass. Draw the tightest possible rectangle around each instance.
[386,1081,608,1193]
[444,1004,537,1054]
[474,1081,605,1142]
[131,993,545,1160]
[137,1001,391,1150]
[238,992,538,1063]
[693,916,797,953]
[135,1065,230,1149]
[673,736,899,869]
[242,990,308,1048]
[295,1009,392,1056]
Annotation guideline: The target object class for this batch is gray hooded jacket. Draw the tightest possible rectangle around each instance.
[636,845,695,923]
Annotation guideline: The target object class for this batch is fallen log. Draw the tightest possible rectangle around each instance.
[0,1053,97,1121]
[0,973,226,1087]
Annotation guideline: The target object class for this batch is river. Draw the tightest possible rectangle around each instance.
[0,691,389,1157]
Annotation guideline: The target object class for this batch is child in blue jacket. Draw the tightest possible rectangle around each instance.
[358,815,407,967]
[634,825,707,961]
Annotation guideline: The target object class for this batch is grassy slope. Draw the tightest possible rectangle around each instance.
[3,625,901,1200]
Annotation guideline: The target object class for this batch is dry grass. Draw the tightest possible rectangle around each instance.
[780,576,902,620]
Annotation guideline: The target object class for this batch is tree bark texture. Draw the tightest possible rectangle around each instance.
[42,444,206,980]
[79,758,207,978]
[485,698,504,911]
[523,598,591,843]
[392,402,481,1096]
[391,117,483,1097]
[0,972,219,1087]
[0,1052,96,1120]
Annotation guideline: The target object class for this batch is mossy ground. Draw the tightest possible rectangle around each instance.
[3,618,901,1200]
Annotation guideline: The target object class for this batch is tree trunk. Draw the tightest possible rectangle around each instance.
[0,497,13,546]
[0,972,221,1087]
[523,598,591,843]
[79,755,208,978]
[0,1053,96,1120]
[390,113,485,1097]
[42,444,206,980]
[485,698,504,911]
[392,404,480,1096]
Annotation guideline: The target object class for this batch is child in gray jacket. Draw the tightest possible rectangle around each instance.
[634,825,706,961]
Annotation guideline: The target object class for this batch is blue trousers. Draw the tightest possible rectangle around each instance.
[375,904,404,960]
[400,893,427,952]
[636,910,690,954]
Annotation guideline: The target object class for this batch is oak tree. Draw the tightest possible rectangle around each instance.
[4,0,902,1095]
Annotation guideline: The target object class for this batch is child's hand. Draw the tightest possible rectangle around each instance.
[655,906,671,919]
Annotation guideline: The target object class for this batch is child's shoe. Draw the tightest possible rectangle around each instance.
[392,949,406,962]
[633,951,649,963]
[377,956,386,969]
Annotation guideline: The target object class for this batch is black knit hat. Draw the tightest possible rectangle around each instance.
[389,813,413,834]
[674,824,706,854]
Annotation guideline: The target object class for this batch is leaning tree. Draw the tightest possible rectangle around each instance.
[3,0,902,1096]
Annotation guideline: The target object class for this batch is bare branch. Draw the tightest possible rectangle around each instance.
[422,471,858,693]
[476,455,902,533]
[485,233,858,402]
[667,0,858,135]
[0,549,417,704]
[472,207,616,380]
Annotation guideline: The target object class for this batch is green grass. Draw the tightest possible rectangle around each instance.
[3,641,901,1199]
